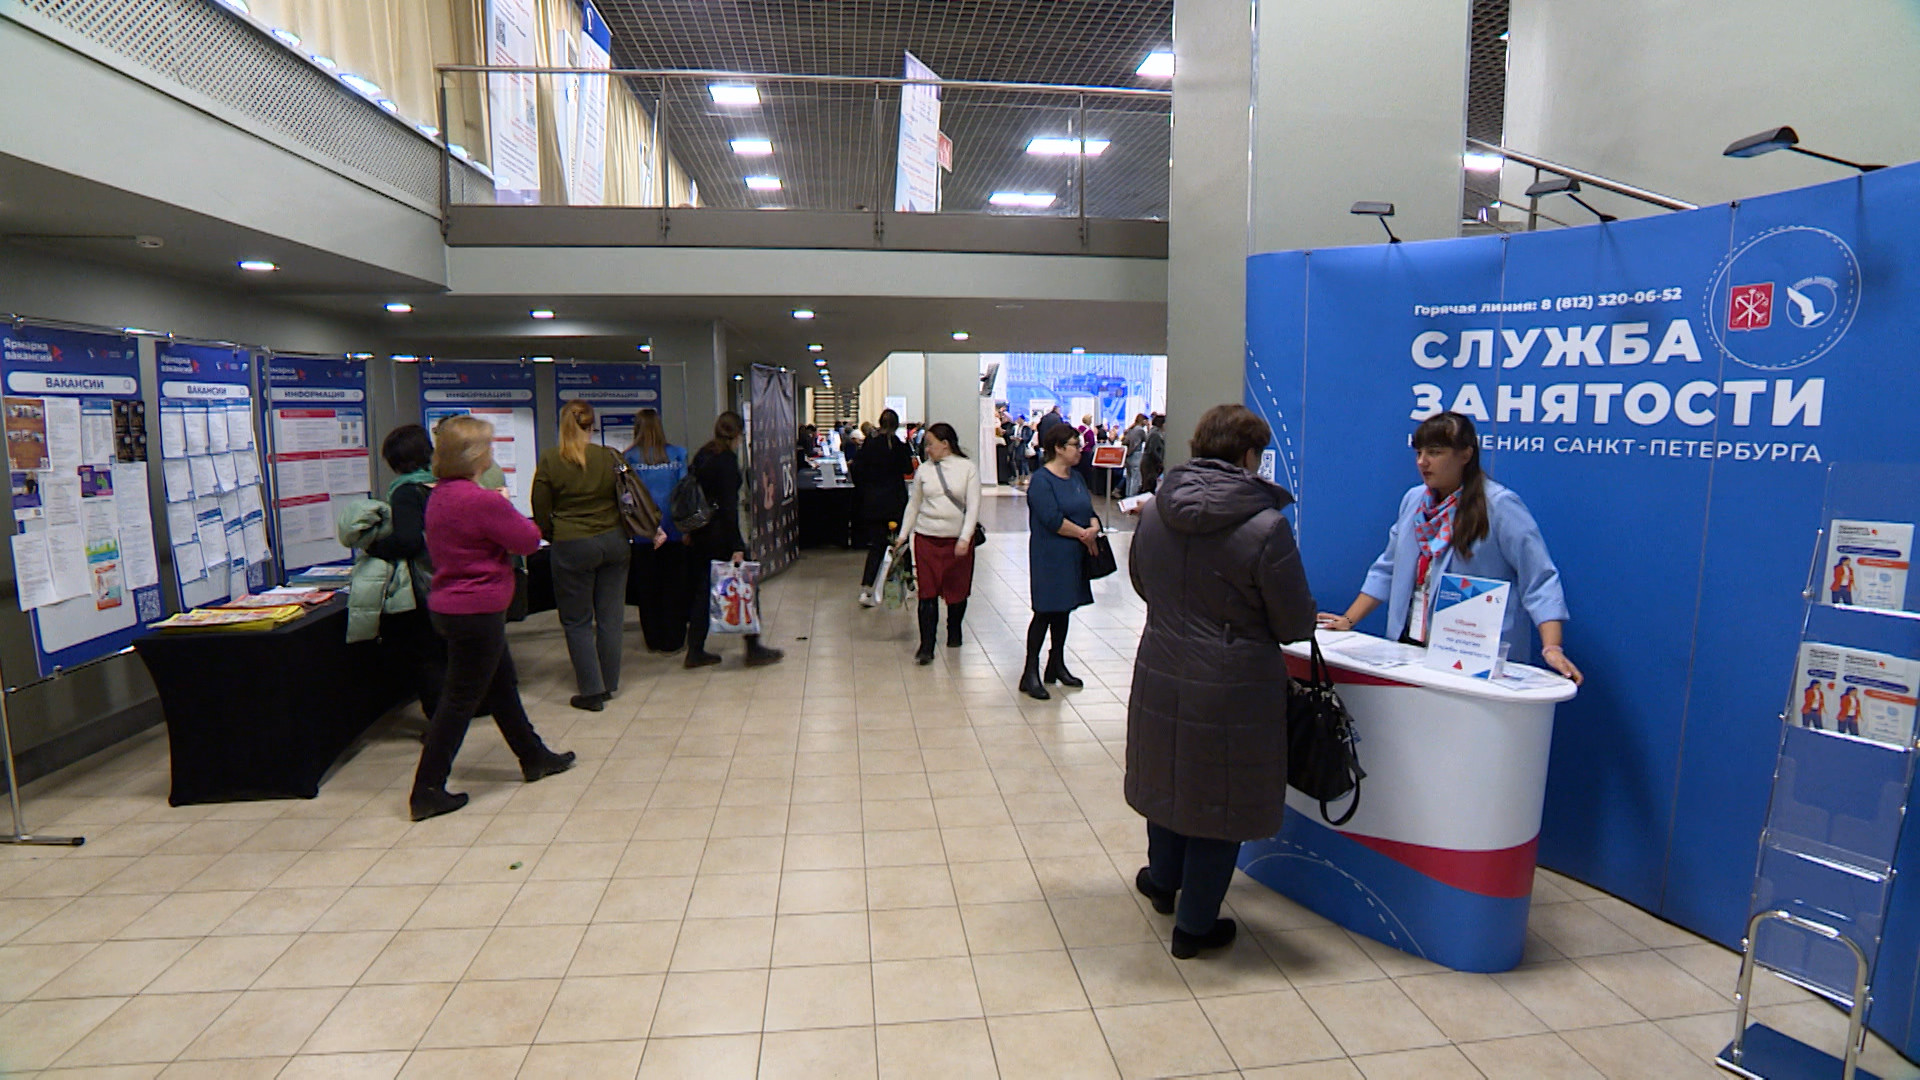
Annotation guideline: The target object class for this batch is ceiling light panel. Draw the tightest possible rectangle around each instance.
[1136,51,1174,78]
[989,192,1055,208]
[709,83,760,105]
[1026,137,1110,157]
[745,175,782,191]
[731,138,773,156]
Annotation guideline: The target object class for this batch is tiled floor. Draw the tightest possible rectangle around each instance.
[2,492,1915,1079]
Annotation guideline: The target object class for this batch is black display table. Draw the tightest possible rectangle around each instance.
[798,486,857,549]
[134,598,413,804]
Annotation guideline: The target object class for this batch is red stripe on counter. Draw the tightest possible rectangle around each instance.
[1285,654,1417,688]
[1344,833,1540,899]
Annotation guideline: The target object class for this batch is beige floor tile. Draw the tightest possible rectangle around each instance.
[958,901,1064,954]
[941,826,1027,863]
[866,865,957,910]
[57,990,238,1067]
[33,938,195,999]
[309,885,434,933]
[360,928,489,984]
[760,1025,879,1080]
[1201,989,1345,1069]
[568,920,680,975]
[358,849,461,889]
[1350,1044,1485,1079]
[1584,896,1705,949]
[765,963,875,1030]
[595,875,696,921]
[518,1039,646,1079]
[1559,1020,1725,1079]
[988,1010,1122,1080]
[1299,980,1448,1057]
[687,872,782,918]
[400,883,520,931]
[863,829,947,867]
[20,894,166,944]
[671,915,775,970]
[115,891,255,941]
[415,976,559,1048]
[778,869,868,914]
[869,906,968,960]
[947,860,1044,905]
[1459,1032,1604,1079]
[1095,999,1237,1079]
[1242,1061,1365,1080]
[1492,959,1641,1031]
[1658,943,1807,1007]
[0,994,129,1070]
[1527,901,1654,958]
[248,930,392,989]
[1396,970,1548,1042]
[0,940,95,1001]
[1030,855,1128,899]
[179,986,345,1059]
[147,935,295,994]
[875,1018,998,1080]
[1573,950,1729,1019]
[270,849,382,890]
[1069,942,1190,1007]
[302,982,455,1053]
[214,888,345,936]
[1049,895,1156,948]
[773,912,871,967]
[534,973,665,1043]
[787,802,864,834]
[1260,926,1388,988]
[497,879,607,926]
[463,924,585,981]
[615,840,706,877]
[872,957,983,1023]
[277,1050,410,1080]
[526,842,624,882]
[703,835,789,875]
[784,832,866,871]
[157,1059,288,1079]
[973,949,1089,1014]
[650,968,771,1036]
[393,1045,527,1079]
[637,1033,762,1079]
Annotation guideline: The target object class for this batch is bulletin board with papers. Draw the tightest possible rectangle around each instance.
[264,357,369,573]
[420,361,540,516]
[157,344,271,608]
[2,324,163,675]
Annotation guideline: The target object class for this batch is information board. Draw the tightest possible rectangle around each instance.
[555,361,662,450]
[1,324,163,674]
[265,357,368,572]
[419,362,539,515]
[158,344,269,606]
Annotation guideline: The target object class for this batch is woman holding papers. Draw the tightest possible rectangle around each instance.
[410,416,575,822]
[1317,411,1581,683]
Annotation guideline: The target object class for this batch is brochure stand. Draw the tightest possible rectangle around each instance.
[1719,463,1920,1080]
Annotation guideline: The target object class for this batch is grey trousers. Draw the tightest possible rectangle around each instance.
[550,528,630,697]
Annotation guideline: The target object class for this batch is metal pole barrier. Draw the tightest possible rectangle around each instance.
[0,650,111,847]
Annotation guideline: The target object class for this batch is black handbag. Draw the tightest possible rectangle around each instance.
[1083,533,1117,580]
[505,557,530,623]
[1287,638,1365,825]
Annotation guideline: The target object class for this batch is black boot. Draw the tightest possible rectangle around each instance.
[409,786,469,822]
[744,635,785,668]
[685,625,721,668]
[1170,917,1238,959]
[1019,662,1050,700]
[521,747,576,783]
[915,600,938,665]
[1020,615,1051,699]
[946,600,967,648]
[1044,650,1084,688]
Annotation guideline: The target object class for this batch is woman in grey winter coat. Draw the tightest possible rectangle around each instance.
[1125,403,1316,958]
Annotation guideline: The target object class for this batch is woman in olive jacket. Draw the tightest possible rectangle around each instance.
[1125,404,1316,959]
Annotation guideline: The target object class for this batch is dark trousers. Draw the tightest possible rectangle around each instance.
[630,539,689,652]
[380,608,446,719]
[414,611,544,793]
[549,528,630,697]
[860,515,894,588]
[1147,821,1242,935]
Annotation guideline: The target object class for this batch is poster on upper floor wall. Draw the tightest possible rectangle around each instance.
[158,344,269,606]
[555,362,662,451]
[571,0,611,207]
[419,362,540,515]
[1,324,163,675]
[894,51,942,212]
[265,357,368,572]
[487,0,540,205]
[747,366,798,576]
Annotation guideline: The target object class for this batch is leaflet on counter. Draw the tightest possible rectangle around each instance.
[1422,573,1510,678]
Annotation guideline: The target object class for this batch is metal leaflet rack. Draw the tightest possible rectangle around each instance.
[1719,463,1920,1080]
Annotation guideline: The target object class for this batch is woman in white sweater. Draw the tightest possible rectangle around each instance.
[893,422,983,664]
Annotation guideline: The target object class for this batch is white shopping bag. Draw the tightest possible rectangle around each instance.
[709,560,763,635]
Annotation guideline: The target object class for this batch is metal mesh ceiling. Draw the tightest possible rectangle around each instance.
[596,0,1175,217]
[1463,0,1510,220]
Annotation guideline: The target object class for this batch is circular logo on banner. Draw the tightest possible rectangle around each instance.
[1704,225,1860,371]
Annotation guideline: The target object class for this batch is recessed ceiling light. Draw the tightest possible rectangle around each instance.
[237,259,277,272]
[384,302,413,313]
[1071,347,1087,355]
[347,352,374,360]
[339,73,382,97]
[807,344,823,352]
[530,309,556,319]
[391,354,419,362]
[1463,151,1504,173]
[814,358,827,366]
[638,344,652,353]
[731,138,773,156]
[1136,51,1174,78]
[792,309,815,320]
[745,176,782,191]
[951,331,970,341]
[989,192,1056,209]
[1026,137,1109,157]
[531,356,555,363]
[270,27,300,48]
[310,54,337,71]
[709,83,760,106]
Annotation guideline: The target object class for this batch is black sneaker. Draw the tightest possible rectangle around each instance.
[522,749,577,783]
[409,788,469,822]
[569,693,606,712]
[1135,867,1176,915]
[685,649,723,669]
[744,645,785,668]
[1170,917,1237,959]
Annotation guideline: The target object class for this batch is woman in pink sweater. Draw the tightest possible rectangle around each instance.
[410,416,574,821]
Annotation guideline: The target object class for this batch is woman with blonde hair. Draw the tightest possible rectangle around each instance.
[412,415,572,821]
[533,398,629,710]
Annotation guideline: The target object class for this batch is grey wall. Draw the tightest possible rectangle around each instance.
[924,353,982,454]
[1502,0,1920,222]
[886,353,928,425]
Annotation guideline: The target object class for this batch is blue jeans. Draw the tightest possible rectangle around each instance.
[1146,821,1241,935]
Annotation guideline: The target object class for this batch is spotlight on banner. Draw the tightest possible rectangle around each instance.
[1349,202,1401,244]
[1523,176,1616,224]
[1723,126,1883,172]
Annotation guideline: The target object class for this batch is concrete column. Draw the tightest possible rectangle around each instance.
[1502,0,1920,222]
[652,320,729,449]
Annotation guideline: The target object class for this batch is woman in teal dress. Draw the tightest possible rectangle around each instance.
[1023,423,1101,699]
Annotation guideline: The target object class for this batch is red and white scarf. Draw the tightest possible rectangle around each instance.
[1412,489,1459,587]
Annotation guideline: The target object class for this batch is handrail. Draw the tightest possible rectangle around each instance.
[436,65,1172,100]
[1467,137,1697,211]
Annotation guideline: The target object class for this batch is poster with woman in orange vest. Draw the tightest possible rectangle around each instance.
[1823,519,1913,611]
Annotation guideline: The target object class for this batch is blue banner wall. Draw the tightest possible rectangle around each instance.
[1000,353,1156,427]
[1246,163,1920,1054]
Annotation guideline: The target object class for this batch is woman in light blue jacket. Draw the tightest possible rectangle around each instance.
[1318,411,1582,683]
